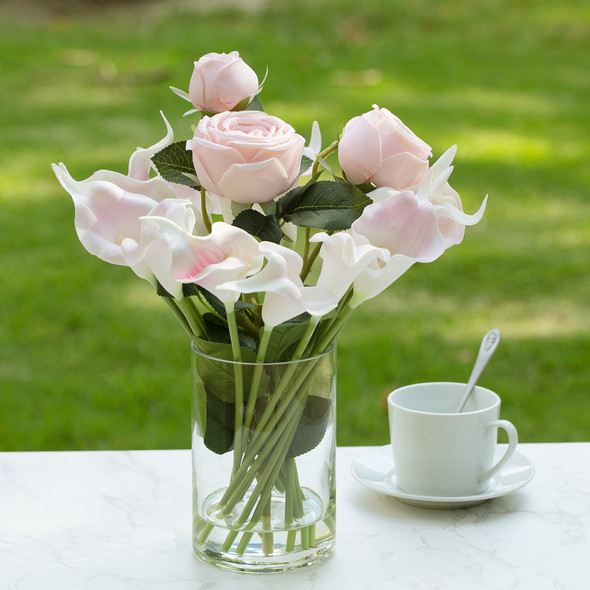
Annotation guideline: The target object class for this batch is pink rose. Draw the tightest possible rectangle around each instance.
[187,110,305,204]
[188,51,259,113]
[338,105,432,190]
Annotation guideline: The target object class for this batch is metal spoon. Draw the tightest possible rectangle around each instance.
[455,329,501,413]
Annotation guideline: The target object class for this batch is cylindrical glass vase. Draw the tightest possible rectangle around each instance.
[191,342,336,573]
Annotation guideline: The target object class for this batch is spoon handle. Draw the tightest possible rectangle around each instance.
[455,329,501,413]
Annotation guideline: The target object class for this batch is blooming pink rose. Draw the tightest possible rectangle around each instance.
[187,110,305,204]
[188,51,259,113]
[338,105,432,190]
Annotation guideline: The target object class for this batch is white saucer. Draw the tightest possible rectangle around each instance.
[351,445,535,509]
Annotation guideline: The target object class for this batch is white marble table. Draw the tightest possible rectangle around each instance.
[1,443,589,589]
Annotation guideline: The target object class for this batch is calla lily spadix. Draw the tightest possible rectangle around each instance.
[220,241,340,327]
[138,217,263,303]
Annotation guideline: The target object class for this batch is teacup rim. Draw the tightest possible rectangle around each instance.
[387,381,501,416]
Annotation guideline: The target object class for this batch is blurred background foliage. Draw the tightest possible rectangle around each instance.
[0,0,589,450]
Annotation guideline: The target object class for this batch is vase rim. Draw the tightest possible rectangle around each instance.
[191,341,336,366]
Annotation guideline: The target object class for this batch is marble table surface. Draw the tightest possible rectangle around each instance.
[1,443,589,589]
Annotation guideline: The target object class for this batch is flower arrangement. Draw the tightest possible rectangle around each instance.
[52,50,487,565]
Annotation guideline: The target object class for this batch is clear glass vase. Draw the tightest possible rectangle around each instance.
[191,342,336,573]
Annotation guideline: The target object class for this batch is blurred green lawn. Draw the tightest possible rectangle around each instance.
[1,0,589,450]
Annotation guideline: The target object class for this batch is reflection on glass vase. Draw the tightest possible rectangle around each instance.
[191,343,336,573]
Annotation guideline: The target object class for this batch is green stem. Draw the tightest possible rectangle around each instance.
[242,325,273,433]
[201,188,212,233]
[300,231,334,283]
[315,303,355,354]
[235,307,260,339]
[221,529,239,553]
[311,139,339,178]
[247,316,319,436]
[178,297,206,339]
[236,532,254,556]
[220,362,317,516]
[234,404,303,527]
[162,297,195,339]
[225,303,244,475]
[260,494,274,555]
[184,296,207,335]
[301,226,311,276]
[299,241,322,283]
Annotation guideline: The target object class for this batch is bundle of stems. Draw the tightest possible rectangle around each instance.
[172,287,353,553]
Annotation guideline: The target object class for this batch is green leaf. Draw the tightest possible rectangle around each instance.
[156,280,173,298]
[194,285,254,318]
[192,338,258,403]
[286,395,332,459]
[280,180,372,230]
[299,155,313,176]
[246,94,264,111]
[182,283,201,297]
[203,386,235,455]
[151,141,201,189]
[232,209,284,244]
[203,313,257,352]
[275,172,322,219]
[265,317,311,362]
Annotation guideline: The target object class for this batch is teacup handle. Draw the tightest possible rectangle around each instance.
[478,419,519,483]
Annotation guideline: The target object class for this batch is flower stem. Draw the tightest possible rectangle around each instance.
[162,297,195,339]
[201,188,212,233]
[301,226,311,276]
[225,303,244,475]
[242,325,273,433]
[311,140,339,177]
[314,303,355,354]
[300,232,332,283]
[219,360,317,517]
[178,297,206,339]
[260,494,274,555]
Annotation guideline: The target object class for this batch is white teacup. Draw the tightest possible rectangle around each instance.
[387,382,518,497]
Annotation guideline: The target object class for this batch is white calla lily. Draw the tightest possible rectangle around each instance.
[138,218,263,303]
[301,121,322,176]
[311,231,390,301]
[121,199,196,298]
[220,241,340,326]
[370,146,488,248]
[128,111,174,181]
[312,184,472,308]
[51,162,175,265]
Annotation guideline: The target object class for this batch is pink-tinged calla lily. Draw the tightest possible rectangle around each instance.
[220,242,340,326]
[312,177,484,308]
[52,162,175,266]
[369,145,487,249]
[121,199,196,299]
[137,218,263,304]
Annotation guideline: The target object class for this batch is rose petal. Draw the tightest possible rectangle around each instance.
[371,152,429,190]
[217,159,291,204]
[338,116,382,184]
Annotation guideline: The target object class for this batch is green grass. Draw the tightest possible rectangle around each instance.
[1,0,589,450]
